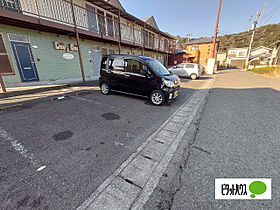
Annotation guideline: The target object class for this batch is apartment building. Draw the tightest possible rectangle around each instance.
[0,0,174,88]
[185,37,218,66]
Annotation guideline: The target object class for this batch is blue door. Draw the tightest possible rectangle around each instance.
[11,42,39,82]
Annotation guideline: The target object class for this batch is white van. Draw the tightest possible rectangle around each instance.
[168,63,202,80]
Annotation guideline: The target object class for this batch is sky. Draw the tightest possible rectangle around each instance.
[118,0,280,38]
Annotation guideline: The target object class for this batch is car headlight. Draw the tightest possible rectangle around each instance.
[164,80,175,88]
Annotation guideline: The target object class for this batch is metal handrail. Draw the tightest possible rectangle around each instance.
[1,0,170,52]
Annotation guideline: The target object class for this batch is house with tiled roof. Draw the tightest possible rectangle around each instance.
[185,37,219,66]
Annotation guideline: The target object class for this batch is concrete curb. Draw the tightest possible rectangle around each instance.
[0,81,99,99]
[77,77,215,210]
[0,84,70,99]
[0,90,97,112]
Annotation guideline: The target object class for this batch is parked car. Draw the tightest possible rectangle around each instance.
[99,55,180,106]
[168,63,202,80]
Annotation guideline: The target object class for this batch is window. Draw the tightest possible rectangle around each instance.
[114,16,120,38]
[124,59,146,74]
[8,33,30,43]
[101,57,107,69]
[97,10,106,34]
[185,64,194,68]
[191,46,199,50]
[108,58,124,71]
[101,48,108,56]
[238,51,246,57]
[109,49,115,55]
[164,39,169,51]
[144,31,149,46]
[0,0,20,11]
[86,5,98,32]
[145,58,170,76]
[176,64,184,68]
[0,33,14,75]
[106,14,114,36]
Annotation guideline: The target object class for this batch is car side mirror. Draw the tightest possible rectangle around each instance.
[173,66,176,68]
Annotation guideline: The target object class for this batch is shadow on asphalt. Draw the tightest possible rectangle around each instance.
[0,77,193,110]
[196,77,213,80]
[0,86,279,209]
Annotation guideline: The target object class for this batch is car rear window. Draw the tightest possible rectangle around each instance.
[176,64,184,68]
[101,57,107,69]
[108,58,125,71]
[185,64,195,68]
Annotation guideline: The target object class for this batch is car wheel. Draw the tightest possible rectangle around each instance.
[150,90,165,106]
[190,73,198,80]
[100,82,110,95]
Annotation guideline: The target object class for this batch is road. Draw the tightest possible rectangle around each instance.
[0,75,213,209]
[145,69,280,209]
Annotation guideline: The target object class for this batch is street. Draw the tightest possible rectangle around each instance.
[145,69,280,209]
[0,75,212,209]
[1,69,280,209]
[1,0,280,209]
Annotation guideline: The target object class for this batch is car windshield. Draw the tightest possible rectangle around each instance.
[145,58,170,76]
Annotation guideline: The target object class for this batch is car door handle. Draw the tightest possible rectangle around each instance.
[124,74,130,78]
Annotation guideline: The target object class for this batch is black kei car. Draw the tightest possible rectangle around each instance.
[99,54,180,106]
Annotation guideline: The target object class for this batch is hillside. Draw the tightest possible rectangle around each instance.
[218,23,280,52]
[175,23,280,52]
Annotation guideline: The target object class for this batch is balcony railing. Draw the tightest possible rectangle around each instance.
[1,0,171,52]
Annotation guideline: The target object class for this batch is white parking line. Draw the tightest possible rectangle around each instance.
[0,127,46,172]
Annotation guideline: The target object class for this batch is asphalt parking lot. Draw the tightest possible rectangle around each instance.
[0,77,205,209]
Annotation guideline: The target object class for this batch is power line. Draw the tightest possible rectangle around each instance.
[259,1,267,26]
[263,2,280,24]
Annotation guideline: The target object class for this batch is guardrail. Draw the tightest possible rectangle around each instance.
[1,0,172,52]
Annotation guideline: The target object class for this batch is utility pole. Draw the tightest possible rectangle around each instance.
[118,10,122,54]
[211,0,222,58]
[186,34,192,42]
[70,0,86,82]
[245,11,261,70]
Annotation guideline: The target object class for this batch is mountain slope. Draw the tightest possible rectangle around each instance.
[174,23,280,52]
[218,23,280,52]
